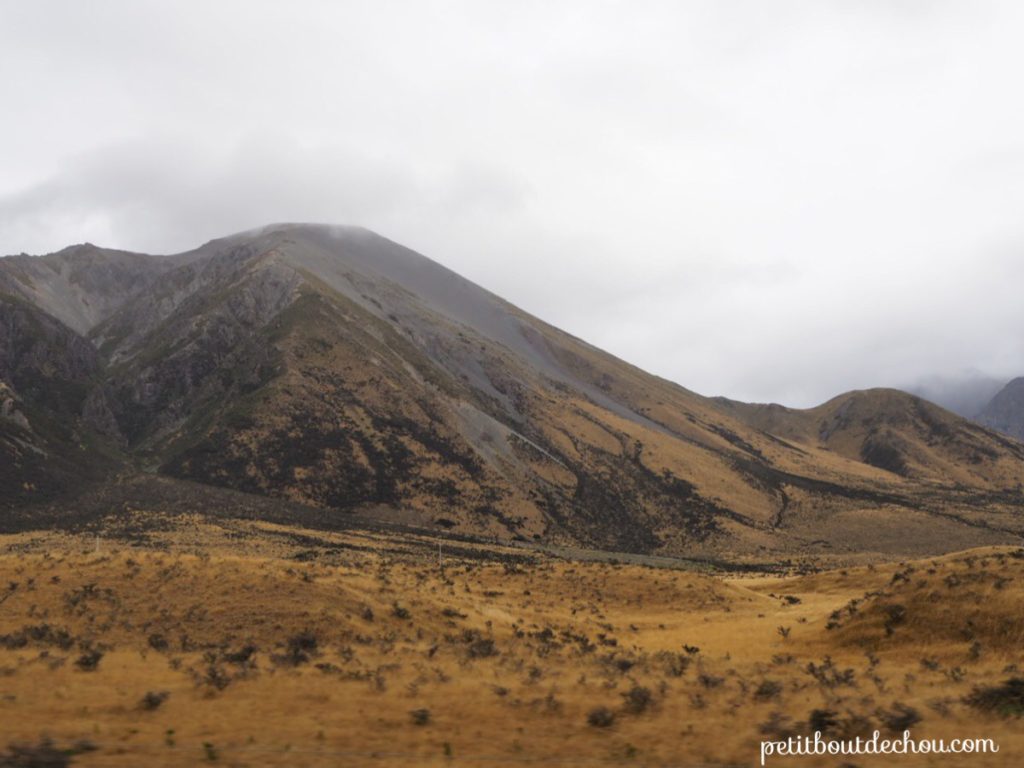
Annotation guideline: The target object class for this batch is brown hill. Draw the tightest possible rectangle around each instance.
[1,224,1023,560]
[713,388,1024,486]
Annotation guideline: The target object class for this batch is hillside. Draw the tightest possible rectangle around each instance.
[977,377,1024,443]
[713,388,1024,486]
[2,223,1023,560]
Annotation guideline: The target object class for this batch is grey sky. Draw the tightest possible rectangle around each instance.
[2,1,1023,407]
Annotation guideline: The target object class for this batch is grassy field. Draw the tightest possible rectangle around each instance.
[0,517,1022,767]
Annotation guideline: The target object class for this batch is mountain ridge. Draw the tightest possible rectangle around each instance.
[977,377,1024,443]
[2,223,1023,561]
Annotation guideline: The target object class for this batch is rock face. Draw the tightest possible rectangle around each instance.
[0,294,120,506]
[2,223,1024,559]
[0,244,175,335]
[977,378,1024,442]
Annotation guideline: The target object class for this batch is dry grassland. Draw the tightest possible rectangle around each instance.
[0,518,1021,767]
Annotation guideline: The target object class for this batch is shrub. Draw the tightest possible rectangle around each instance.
[461,630,498,658]
[276,631,318,666]
[805,658,855,688]
[698,673,724,689]
[0,625,74,651]
[587,707,615,728]
[883,604,907,636]
[203,664,231,691]
[621,686,653,714]
[877,704,921,732]
[808,709,838,735]
[760,712,795,739]
[655,650,689,677]
[0,739,70,767]
[965,678,1024,717]
[468,638,497,658]
[141,691,170,711]
[74,650,103,671]
[754,680,784,701]
[410,708,431,726]
[223,645,256,664]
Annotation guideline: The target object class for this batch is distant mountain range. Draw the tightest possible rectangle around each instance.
[905,373,1008,419]
[976,378,1024,442]
[2,224,1023,560]
[906,374,1024,443]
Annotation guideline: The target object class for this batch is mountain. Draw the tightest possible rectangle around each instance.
[0,291,121,506]
[712,389,1024,485]
[904,372,1008,419]
[2,223,1023,560]
[976,377,1024,442]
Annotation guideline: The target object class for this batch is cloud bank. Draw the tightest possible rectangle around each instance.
[2,0,1024,406]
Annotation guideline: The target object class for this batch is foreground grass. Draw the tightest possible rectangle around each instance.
[0,519,1022,766]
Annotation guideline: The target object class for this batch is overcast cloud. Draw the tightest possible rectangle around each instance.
[2,0,1023,407]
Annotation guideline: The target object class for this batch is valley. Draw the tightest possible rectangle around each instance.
[0,515,1021,766]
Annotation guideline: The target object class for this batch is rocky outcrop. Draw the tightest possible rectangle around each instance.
[0,294,119,507]
[0,244,171,335]
[0,382,29,431]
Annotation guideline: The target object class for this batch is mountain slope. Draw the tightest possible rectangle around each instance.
[976,377,1024,442]
[0,293,121,506]
[2,223,1023,560]
[713,388,1024,486]
[0,244,176,335]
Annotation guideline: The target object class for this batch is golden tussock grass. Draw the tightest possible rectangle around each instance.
[0,521,1021,767]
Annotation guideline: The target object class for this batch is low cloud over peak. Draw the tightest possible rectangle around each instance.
[2,1,1024,407]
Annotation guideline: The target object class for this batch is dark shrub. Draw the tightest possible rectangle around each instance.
[754,680,784,701]
[0,739,70,767]
[877,704,921,732]
[698,673,724,689]
[141,691,170,711]
[0,625,73,651]
[965,678,1024,717]
[883,604,907,636]
[204,664,231,691]
[621,686,654,714]
[74,650,103,671]
[410,708,431,726]
[587,707,615,728]
[223,645,256,664]
[468,638,497,658]
[808,709,838,735]
[276,631,318,666]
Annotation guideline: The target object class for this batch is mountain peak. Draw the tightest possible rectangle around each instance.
[3,226,1024,561]
[976,376,1024,442]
